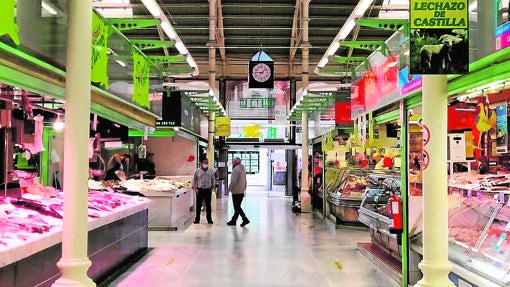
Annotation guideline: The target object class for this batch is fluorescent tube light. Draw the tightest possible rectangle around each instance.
[175,41,188,55]
[186,55,196,68]
[161,21,177,40]
[41,0,60,16]
[115,60,127,67]
[326,42,340,56]
[140,0,162,18]
[317,57,328,68]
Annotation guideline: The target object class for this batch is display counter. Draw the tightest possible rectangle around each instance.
[0,191,149,287]
[118,176,194,230]
[358,171,401,260]
[324,168,364,224]
[409,171,510,286]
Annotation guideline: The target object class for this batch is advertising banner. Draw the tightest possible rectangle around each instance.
[350,54,399,118]
[496,104,508,153]
[335,102,352,125]
[351,80,365,119]
[156,91,180,127]
[226,80,290,120]
[409,0,469,74]
[132,50,150,108]
[215,117,231,137]
[91,12,109,88]
[0,0,19,45]
[495,0,510,50]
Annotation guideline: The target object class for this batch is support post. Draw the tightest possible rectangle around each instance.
[207,112,215,166]
[414,75,454,287]
[52,0,95,286]
[300,111,311,212]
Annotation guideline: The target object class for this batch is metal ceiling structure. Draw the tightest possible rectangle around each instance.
[3,1,410,121]
[102,0,400,82]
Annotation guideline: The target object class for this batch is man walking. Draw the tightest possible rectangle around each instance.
[227,157,250,226]
[192,158,216,224]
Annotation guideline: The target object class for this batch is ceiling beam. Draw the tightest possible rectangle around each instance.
[216,0,227,63]
[289,0,302,63]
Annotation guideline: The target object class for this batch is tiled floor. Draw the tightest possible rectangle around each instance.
[104,191,400,287]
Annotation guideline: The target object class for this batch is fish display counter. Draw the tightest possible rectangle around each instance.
[89,176,194,230]
[0,189,149,287]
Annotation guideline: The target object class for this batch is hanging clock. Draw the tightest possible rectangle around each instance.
[249,60,274,88]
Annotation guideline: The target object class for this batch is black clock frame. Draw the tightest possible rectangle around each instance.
[248,60,274,89]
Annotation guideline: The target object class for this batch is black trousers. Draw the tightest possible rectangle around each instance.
[195,188,212,222]
[230,194,248,222]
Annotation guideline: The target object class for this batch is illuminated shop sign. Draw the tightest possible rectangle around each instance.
[350,54,400,118]
[495,0,510,50]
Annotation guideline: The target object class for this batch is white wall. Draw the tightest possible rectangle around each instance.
[144,136,197,176]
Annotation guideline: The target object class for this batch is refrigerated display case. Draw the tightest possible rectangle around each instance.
[0,191,149,287]
[100,176,194,230]
[358,171,401,260]
[327,168,367,223]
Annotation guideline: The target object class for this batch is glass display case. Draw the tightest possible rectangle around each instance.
[326,168,367,223]
[446,191,510,285]
[358,171,402,260]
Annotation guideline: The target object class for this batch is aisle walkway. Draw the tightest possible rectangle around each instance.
[105,192,399,287]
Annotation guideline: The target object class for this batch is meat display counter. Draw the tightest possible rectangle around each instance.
[326,168,367,224]
[410,172,510,286]
[357,171,401,260]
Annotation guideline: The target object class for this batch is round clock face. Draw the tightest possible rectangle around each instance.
[252,63,272,82]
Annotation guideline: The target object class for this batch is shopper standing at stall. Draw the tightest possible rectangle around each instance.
[192,158,216,224]
[227,157,250,226]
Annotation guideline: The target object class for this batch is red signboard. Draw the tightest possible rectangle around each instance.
[335,102,352,124]
[351,54,400,117]
[351,80,365,118]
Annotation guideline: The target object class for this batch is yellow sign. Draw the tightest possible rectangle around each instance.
[410,0,468,29]
[215,117,231,136]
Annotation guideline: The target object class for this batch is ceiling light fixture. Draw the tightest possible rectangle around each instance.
[115,60,127,68]
[41,0,62,16]
[175,41,188,55]
[141,0,199,76]
[315,0,376,74]
[53,116,65,131]
[140,0,162,18]
[161,21,177,40]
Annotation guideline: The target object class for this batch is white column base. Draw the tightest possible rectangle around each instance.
[52,258,95,287]
[300,190,311,212]
[414,260,455,287]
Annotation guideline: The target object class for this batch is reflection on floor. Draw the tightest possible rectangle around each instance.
[102,192,400,287]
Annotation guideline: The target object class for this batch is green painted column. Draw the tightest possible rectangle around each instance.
[51,0,95,285]
[414,75,454,287]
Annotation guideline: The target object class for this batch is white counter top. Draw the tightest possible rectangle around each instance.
[0,195,149,268]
